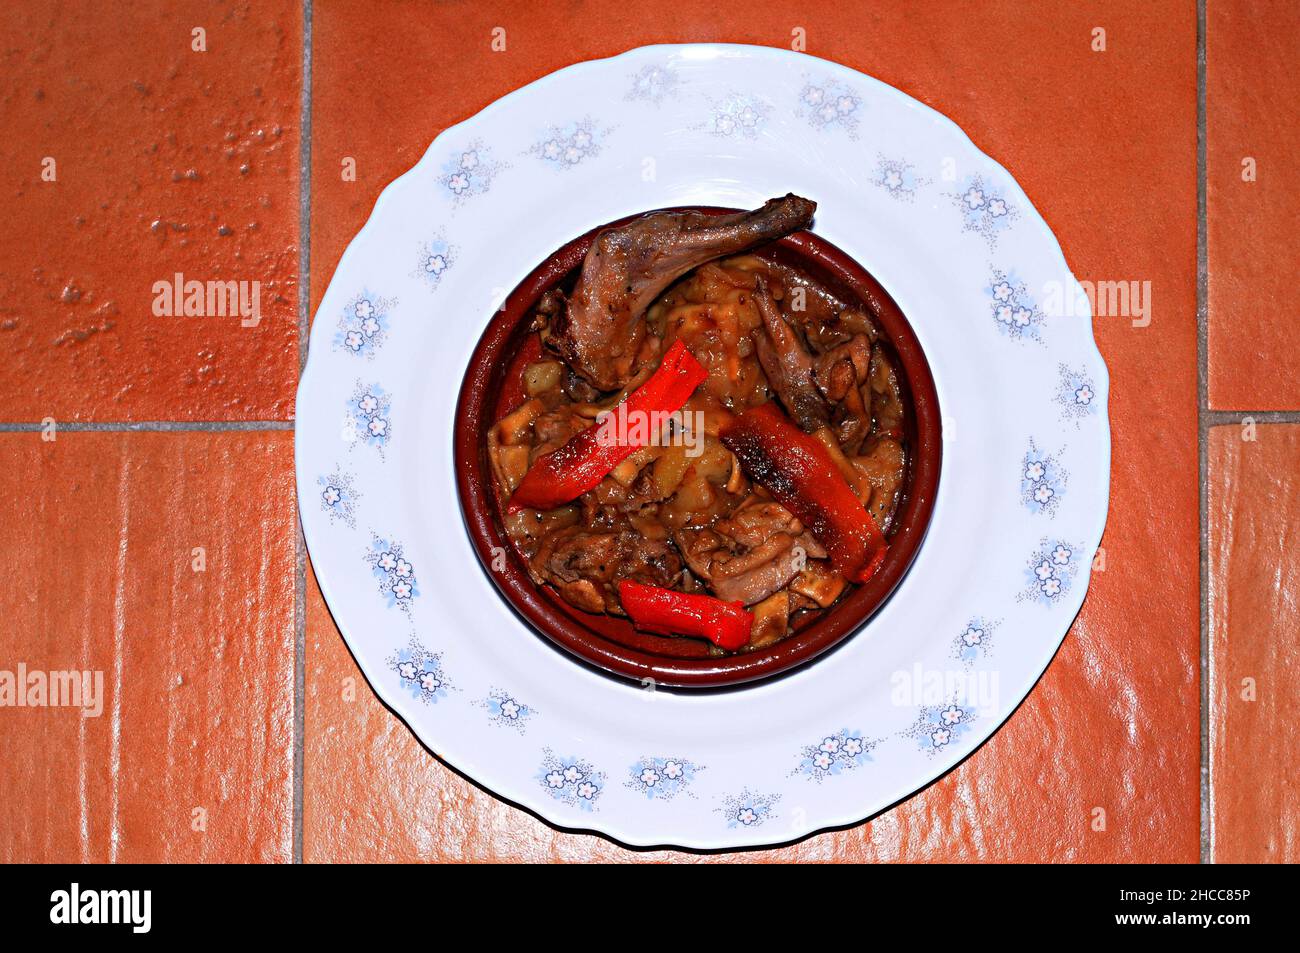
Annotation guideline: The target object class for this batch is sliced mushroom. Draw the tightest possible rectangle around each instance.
[748,591,791,648]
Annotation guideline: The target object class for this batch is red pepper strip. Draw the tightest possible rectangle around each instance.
[721,401,888,583]
[618,580,753,651]
[508,339,707,512]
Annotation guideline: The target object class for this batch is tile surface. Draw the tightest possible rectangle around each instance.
[1206,0,1300,410]
[304,0,1201,862]
[1209,424,1300,863]
[0,0,301,422]
[0,432,296,863]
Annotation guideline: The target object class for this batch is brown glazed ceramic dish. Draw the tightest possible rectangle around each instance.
[454,207,941,688]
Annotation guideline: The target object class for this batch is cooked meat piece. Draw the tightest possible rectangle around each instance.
[814,334,871,402]
[794,531,828,561]
[818,352,859,403]
[562,368,601,404]
[853,436,907,533]
[675,505,810,606]
[755,258,880,352]
[552,195,817,390]
[714,499,802,547]
[751,276,831,431]
[530,409,583,460]
[534,288,565,322]
[533,525,681,612]
[711,533,804,605]
[539,529,621,585]
[503,505,580,561]
[675,527,726,581]
[618,531,683,589]
[868,344,906,435]
[579,484,625,529]
[813,334,874,453]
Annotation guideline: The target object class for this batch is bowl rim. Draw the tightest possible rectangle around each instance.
[453,205,943,689]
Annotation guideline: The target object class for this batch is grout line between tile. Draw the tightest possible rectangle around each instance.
[293,520,307,863]
[292,0,313,866]
[0,421,294,432]
[298,1,313,380]
[1197,0,1210,867]
[1203,409,1300,425]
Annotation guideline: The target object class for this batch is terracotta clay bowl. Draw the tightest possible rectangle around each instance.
[454,207,942,689]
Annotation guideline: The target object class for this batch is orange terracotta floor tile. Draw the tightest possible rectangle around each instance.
[0,431,296,863]
[1209,424,1300,863]
[0,1,301,422]
[1206,0,1300,410]
[304,1,1200,862]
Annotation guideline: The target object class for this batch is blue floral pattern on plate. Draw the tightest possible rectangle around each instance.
[952,616,1000,666]
[872,155,929,201]
[439,141,506,206]
[987,269,1045,342]
[389,638,451,705]
[348,382,392,455]
[1021,440,1068,516]
[1055,363,1100,425]
[625,63,679,104]
[529,118,609,169]
[702,93,769,138]
[798,78,861,135]
[317,470,360,529]
[478,689,534,733]
[905,702,978,756]
[335,291,394,358]
[717,789,780,829]
[414,233,455,290]
[364,536,419,613]
[1020,538,1083,606]
[538,749,604,811]
[626,757,701,801]
[794,730,875,781]
[952,174,1017,246]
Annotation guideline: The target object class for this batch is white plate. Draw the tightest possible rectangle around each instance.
[296,43,1110,850]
